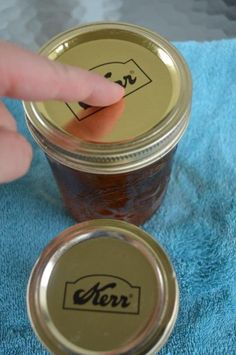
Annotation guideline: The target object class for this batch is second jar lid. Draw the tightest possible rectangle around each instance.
[27,219,179,354]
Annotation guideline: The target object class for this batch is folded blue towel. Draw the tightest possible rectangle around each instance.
[1,39,236,354]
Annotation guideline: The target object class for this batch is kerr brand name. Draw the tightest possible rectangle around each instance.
[78,70,137,110]
[65,59,152,121]
[63,274,141,315]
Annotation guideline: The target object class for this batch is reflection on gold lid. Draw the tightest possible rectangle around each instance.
[35,28,180,143]
[64,99,125,142]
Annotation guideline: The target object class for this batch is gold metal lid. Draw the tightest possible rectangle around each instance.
[27,220,178,354]
[23,22,192,173]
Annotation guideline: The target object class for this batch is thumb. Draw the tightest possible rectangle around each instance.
[0,103,32,183]
[0,128,32,183]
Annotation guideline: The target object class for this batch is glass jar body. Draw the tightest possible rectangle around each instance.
[47,148,176,225]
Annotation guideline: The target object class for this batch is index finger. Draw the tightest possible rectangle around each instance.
[0,41,124,106]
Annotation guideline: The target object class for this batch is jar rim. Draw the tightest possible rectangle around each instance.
[23,22,192,174]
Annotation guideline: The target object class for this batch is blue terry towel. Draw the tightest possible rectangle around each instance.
[0,39,236,355]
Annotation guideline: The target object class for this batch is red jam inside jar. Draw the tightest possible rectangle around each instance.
[47,148,176,225]
[23,23,192,225]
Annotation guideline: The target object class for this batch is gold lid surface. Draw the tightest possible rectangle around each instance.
[24,23,191,173]
[36,34,178,143]
[27,220,179,354]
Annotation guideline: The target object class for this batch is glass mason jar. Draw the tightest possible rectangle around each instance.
[23,22,192,225]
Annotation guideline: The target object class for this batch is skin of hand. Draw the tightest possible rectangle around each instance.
[0,41,124,184]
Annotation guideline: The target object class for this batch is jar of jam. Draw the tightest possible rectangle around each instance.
[23,22,192,225]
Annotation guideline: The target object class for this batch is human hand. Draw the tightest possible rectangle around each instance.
[0,41,124,184]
